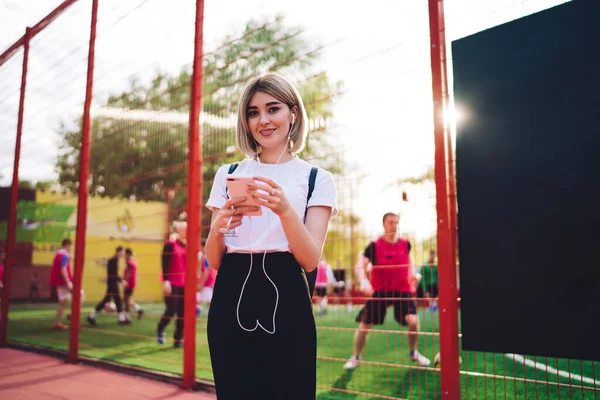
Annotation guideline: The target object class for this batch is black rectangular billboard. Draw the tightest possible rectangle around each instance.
[453,0,600,361]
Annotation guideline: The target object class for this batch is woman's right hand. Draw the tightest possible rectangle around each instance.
[211,196,257,234]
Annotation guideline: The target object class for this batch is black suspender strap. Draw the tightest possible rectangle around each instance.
[225,163,239,197]
[308,167,318,202]
[228,162,239,174]
[304,167,318,223]
[304,166,319,297]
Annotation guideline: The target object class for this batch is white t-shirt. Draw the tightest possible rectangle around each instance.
[206,157,338,253]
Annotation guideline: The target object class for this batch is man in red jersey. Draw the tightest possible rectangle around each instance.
[343,213,430,369]
[49,238,75,330]
[157,222,187,348]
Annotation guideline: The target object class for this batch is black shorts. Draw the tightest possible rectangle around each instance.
[356,291,416,326]
[416,283,438,299]
[124,288,134,296]
[314,286,327,297]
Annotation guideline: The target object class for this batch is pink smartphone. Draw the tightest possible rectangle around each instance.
[225,175,263,216]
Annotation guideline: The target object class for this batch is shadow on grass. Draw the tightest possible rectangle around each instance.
[98,343,184,360]
[394,367,440,400]
[317,369,358,400]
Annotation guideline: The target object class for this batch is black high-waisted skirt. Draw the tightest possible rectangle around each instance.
[207,252,316,399]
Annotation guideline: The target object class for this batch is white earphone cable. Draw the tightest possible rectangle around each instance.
[235,217,279,334]
[235,121,293,334]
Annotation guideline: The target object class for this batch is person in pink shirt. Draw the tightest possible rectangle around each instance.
[122,248,143,323]
[49,238,75,330]
[343,213,430,369]
[157,223,187,348]
[196,252,216,316]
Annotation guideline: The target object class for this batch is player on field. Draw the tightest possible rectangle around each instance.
[343,213,430,369]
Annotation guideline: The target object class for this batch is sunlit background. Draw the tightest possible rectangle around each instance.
[0,0,570,239]
[4,2,599,400]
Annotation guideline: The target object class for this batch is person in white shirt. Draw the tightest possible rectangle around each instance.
[205,72,337,399]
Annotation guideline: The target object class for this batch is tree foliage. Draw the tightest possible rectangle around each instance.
[56,16,343,207]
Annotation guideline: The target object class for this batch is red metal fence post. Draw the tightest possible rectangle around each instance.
[0,0,78,69]
[182,0,205,389]
[428,0,461,398]
[68,0,99,363]
[0,27,31,348]
[166,189,174,241]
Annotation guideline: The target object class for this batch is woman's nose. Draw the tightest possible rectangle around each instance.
[260,113,270,125]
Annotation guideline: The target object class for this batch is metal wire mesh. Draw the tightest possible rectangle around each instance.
[0,0,598,399]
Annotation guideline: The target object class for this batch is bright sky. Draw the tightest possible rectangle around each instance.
[0,0,570,239]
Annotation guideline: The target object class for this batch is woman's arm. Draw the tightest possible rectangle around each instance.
[205,210,226,271]
[205,196,253,271]
[61,268,72,290]
[279,205,331,272]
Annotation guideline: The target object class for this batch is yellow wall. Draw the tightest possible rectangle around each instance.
[33,191,167,302]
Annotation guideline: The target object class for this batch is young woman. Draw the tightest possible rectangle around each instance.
[205,73,337,399]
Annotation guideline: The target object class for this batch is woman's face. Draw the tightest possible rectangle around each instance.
[246,91,294,151]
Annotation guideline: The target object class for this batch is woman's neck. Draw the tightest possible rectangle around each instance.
[256,147,293,164]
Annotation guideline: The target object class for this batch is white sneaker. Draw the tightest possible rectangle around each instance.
[410,351,431,367]
[343,355,360,369]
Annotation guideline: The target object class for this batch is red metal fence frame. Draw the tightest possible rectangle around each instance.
[68,0,98,364]
[0,0,466,397]
[183,0,205,389]
[0,0,79,350]
[0,0,79,68]
[0,27,30,347]
[428,0,461,399]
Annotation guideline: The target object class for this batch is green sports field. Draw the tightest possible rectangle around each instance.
[6,303,598,399]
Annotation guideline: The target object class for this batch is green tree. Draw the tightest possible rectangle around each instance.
[34,181,53,191]
[18,180,33,189]
[55,15,345,236]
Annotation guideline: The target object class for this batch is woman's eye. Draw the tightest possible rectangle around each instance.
[269,107,280,113]
[247,111,258,118]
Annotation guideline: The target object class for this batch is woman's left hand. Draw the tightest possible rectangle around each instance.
[247,176,292,217]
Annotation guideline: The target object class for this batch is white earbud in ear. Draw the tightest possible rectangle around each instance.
[288,114,295,139]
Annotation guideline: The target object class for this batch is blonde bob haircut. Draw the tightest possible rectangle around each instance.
[236,73,308,157]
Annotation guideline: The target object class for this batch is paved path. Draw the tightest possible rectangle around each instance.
[0,348,216,400]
